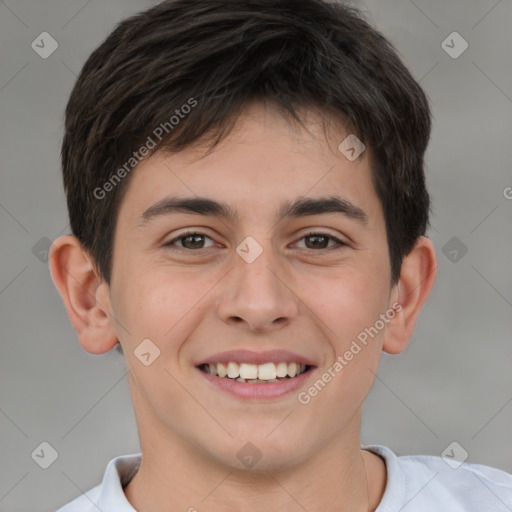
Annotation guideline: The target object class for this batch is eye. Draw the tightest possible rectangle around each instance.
[164,231,216,251]
[294,232,347,252]
[163,230,347,253]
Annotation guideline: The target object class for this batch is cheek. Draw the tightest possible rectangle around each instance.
[305,264,389,343]
[111,264,184,343]
[310,272,388,411]
[113,265,217,365]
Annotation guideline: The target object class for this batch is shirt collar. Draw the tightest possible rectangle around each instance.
[98,452,141,511]
[96,445,402,510]
[362,444,407,511]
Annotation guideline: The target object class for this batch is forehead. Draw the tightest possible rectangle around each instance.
[116,102,383,228]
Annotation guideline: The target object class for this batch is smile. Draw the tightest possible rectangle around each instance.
[196,361,315,400]
[198,361,311,383]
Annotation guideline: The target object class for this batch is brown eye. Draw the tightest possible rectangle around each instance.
[294,232,347,252]
[304,234,330,249]
[165,232,215,251]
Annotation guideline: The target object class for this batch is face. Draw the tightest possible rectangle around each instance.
[105,101,397,470]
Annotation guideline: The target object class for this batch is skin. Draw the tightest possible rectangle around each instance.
[50,100,437,512]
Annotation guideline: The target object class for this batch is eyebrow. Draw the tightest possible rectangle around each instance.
[138,195,368,227]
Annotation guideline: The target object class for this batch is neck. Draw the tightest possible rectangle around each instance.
[124,410,386,512]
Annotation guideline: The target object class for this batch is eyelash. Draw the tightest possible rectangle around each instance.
[164,230,347,254]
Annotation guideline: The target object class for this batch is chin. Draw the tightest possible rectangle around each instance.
[207,429,310,472]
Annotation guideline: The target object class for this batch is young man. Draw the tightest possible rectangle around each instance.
[50,0,512,510]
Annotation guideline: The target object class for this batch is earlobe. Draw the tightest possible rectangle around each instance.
[382,236,437,355]
[49,235,119,354]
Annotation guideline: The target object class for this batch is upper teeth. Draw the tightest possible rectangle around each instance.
[205,362,307,380]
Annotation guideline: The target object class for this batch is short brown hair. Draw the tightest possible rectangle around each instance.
[61,0,432,285]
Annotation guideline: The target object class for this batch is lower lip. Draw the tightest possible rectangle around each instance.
[196,367,315,400]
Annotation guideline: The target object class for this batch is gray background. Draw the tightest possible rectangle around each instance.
[1,0,511,510]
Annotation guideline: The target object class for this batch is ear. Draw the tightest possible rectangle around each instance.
[382,236,437,355]
[49,235,119,354]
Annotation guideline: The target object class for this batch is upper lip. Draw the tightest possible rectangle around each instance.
[195,349,317,367]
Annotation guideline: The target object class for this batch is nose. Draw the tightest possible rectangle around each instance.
[216,241,299,333]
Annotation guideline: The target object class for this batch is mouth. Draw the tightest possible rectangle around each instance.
[197,361,313,383]
[195,352,317,400]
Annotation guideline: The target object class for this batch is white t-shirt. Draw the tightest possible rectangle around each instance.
[56,445,512,511]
